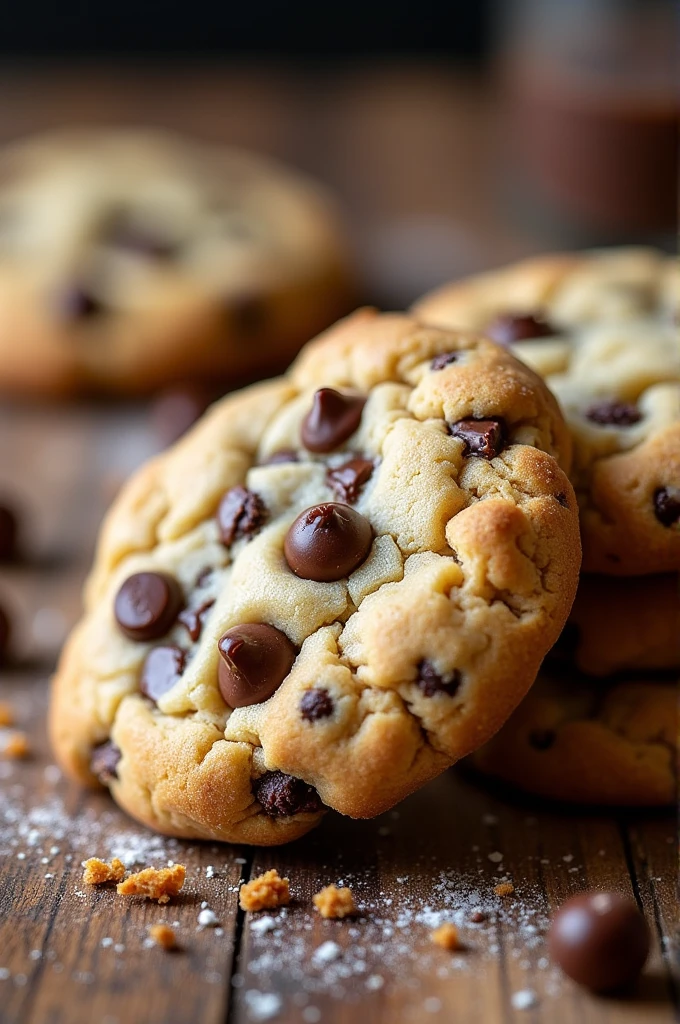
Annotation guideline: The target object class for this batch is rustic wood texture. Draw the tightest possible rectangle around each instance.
[0,67,678,1024]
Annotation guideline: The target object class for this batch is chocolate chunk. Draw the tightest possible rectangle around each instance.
[469,910,488,924]
[449,417,507,460]
[548,892,650,992]
[150,387,211,448]
[104,212,178,259]
[430,352,459,370]
[254,770,323,817]
[529,728,556,750]
[114,572,183,642]
[217,486,267,547]
[416,660,461,698]
[140,645,186,703]
[586,400,641,427]
[178,599,215,643]
[327,457,374,503]
[485,312,556,346]
[300,688,334,722]
[284,503,373,582]
[653,487,680,527]
[55,285,104,320]
[0,504,18,561]
[90,741,121,784]
[0,604,10,662]
[217,624,296,709]
[554,492,569,508]
[259,449,299,466]
[301,389,366,454]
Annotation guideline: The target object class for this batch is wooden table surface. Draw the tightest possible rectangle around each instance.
[0,65,678,1024]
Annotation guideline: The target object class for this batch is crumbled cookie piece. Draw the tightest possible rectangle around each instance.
[0,701,14,727]
[239,869,290,912]
[82,857,126,885]
[117,864,186,904]
[313,884,356,919]
[494,882,515,897]
[2,731,30,759]
[149,923,178,950]
[430,923,460,950]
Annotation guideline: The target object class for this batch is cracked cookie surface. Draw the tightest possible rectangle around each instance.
[415,248,680,575]
[471,671,677,806]
[50,309,580,844]
[0,129,354,396]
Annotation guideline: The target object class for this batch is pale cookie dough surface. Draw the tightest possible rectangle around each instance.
[550,573,679,677]
[0,129,354,396]
[415,248,680,575]
[50,310,580,845]
[471,672,677,806]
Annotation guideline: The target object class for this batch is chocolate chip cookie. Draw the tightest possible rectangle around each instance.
[0,129,354,396]
[50,310,580,844]
[472,671,676,806]
[550,573,679,677]
[415,248,680,575]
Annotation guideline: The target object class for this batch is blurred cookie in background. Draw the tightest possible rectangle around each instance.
[0,129,356,397]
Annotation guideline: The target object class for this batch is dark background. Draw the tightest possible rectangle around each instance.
[0,0,493,59]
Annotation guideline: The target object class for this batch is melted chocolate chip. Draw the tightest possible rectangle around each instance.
[586,400,641,427]
[548,892,650,992]
[0,605,10,662]
[254,770,323,817]
[485,312,556,346]
[327,457,374,503]
[448,418,507,460]
[301,389,366,453]
[217,486,267,546]
[114,572,184,642]
[300,688,334,722]
[284,503,373,582]
[653,487,680,527]
[55,285,104,320]
[416,660,461,698]
[140,645,186,703]
[104,213,178,259]
[555,492,569,508]
[529,728,556,750]
[217,624,296,708]
[430,352,459,370]
[0,504,18,561]
[90,741,121,784]
[178,599,215,642]
[259,449,299,466]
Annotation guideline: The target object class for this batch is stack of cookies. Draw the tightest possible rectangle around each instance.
[416,248,679,806]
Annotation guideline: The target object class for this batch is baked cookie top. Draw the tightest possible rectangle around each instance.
[472,672,677,807]
[50,310,580,845]
[414,248,680,575]
[0,129,353,395]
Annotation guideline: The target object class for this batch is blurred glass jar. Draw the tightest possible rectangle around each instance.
[497,0,678,246]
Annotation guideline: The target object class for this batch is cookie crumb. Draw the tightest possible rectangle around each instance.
[313,884,356,919]
[239,869,290,912]
[430,923,460,950]
[117,864,186,904]
[82,857,126,885]
[149,924,178,950]
[494,882,515,897]
[0,702,14,727]
[2,731,29,759]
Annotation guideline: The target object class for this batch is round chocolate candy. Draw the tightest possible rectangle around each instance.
[0,504,18,561]
[301,388,366,453]
[140,645,186,703]
[217,623,296,708]
[284,503,373,582]
[114,572,183,642]
[548,892,650,992]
